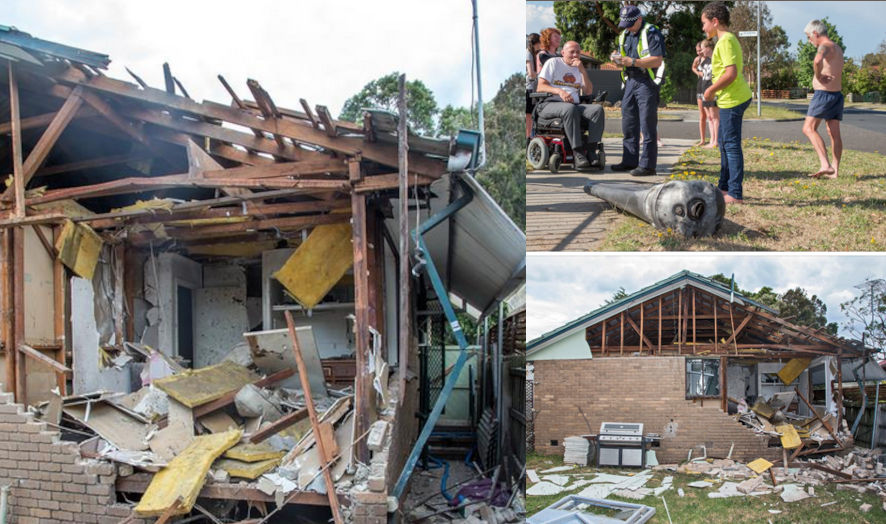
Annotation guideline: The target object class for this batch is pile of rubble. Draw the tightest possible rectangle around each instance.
[31,324,384,521]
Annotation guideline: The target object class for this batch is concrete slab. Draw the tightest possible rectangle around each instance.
[526,137,695,251]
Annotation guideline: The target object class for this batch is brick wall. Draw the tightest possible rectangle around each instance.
[0,391,147,524]
[532,357,780,463]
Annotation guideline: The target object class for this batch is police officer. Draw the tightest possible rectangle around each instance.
[611,5,666,177]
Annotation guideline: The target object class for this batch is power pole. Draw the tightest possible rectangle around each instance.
[757,0,761,116]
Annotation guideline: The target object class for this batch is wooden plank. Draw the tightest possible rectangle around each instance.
[723,313,754,346]
[200,160,348,180]
[354,173,436,193]
[657,297,662,353]
[49,68,446,176]
[34,153,148,178]
[714,296,718,352]
[624,314,653,351]
[299,98,320,129]
[795,387,842,446]
[78,89,151,147]
[192,368,296,418]
[619,312,624,355]
[720,356,727,412]
[116,474,335,505]
[350,177,370,464]
[284,311,344,524]
[8,64,25,218]
[18,344,71,376]
[677,290,682,354]
[601,319,606,354]
[17,86,85,189]
[247,407,308,444]
[692,288,696,349]
[315,105,338,137]
[1,229,14,397]
[13,227,25,404]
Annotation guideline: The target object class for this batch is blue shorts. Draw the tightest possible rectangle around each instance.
[807,90,844,121]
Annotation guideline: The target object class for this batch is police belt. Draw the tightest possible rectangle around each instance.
[624,68,652,81]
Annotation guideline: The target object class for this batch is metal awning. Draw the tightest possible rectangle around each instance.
[446,172,525,317]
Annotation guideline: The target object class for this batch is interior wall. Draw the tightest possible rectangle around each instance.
[143,253,202,358]
[71,276,130,395]
[23,226,55,345]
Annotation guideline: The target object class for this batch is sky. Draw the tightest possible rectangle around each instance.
[5,0,524,119]
[526,1,886,61]
[526,253,886,342]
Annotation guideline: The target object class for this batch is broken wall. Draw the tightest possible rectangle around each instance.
[532,357,780,463]
[0,388,149,523]
[143,252,202,359]
[72,276,130,395]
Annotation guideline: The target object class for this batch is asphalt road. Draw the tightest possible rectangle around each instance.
[603,102,886,153]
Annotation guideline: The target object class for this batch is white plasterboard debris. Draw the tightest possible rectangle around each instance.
[780,484,811,503]
[677,488,685,497]
[707,482,746,499]
[576,483,617,500]
[526,481,565,497]
[768,509,782,514]
[261,472,299,494]
[563,479,594,491]
[688,481,714,488]
[527,469,540,484]
[652,476,673,496]
[613,487,653,500]
[542,475,570,486]
[539,465,576,474]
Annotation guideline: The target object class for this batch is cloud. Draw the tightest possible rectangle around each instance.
[526,1,556,33]
[9,0,523,117]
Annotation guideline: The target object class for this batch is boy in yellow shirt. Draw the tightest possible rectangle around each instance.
[702,2,753,204]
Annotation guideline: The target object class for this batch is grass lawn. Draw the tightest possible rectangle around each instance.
[599,138,886,251]
[525,452,885,523]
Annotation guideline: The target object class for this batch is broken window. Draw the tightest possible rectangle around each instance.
[686,358,719,398]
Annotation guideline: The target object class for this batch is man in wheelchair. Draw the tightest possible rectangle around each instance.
[535,40,605,171]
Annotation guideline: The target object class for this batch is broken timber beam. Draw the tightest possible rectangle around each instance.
[284,311,344,524]
[192,368,295,418]
[247,407,308,444]
[18,344,71,376]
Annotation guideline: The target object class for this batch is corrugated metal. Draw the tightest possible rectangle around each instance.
[447,172,526,316]
[0,26,110,69]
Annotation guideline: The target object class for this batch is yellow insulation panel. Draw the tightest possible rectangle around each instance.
[135,429,241,516]
[776,424,802,449]
[273,222,353,309]
[747,458,773,474]
[153,361,258,408]
[777,358,812,385]
[55,219,103,280]
[224,442,285,462]
[214,457,280,479]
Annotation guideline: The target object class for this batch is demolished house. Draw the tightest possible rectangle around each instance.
[526,270,866,467]
[0,27,525,523]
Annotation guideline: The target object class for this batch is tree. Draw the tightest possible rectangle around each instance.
[729,2,794,91]
[795,17,845,90]
[861,39,886,69]
[437,104,476,138]
[553,2,706,104]
[475,73,525,229]
[339,72,439,136]
[777,288,838,335]
[605,287,629,304]
[841,278,886,353]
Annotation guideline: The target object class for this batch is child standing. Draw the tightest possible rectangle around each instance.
[699,39,719,149]
[701,2,752,204]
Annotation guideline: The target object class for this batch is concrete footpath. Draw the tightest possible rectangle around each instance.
[526,137,696,251]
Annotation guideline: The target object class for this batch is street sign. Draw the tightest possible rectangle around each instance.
[738,31,759,37]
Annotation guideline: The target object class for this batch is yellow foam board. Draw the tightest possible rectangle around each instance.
[55,219,103,280]
[224,442,285,462]
[776,424,802,449]
[777,358,812,385]
[135,429,241,516]
[153,361,258,408]
[273,222,353,309]
[747,458,774,474]
[214,457,280,479]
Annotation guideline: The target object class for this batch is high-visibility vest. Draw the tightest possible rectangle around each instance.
[618,22,666,86]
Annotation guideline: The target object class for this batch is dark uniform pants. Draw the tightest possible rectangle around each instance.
[537,102,605,152]
[621,77,659,169]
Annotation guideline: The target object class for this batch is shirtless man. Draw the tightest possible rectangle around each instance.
[801,20,844,179]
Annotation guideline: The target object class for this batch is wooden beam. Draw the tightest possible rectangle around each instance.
[192,368,295,418]
[315,105,338,137]
[161,213,349,239]
[50,68,446,176]
[16,86,85,190]
[354,173,436,193]
[8,63,26,218]
[601,320,606,355]
[796,387,842,446]
[350,163,370,464]
[78,89,152,147]
[657,297,662,353]
[619,312,624,355]
[18,344,71,376]
[1,229,14,398]
[299,99,320,129]
[677,290,682,354]
[692,288,697,350]
[397,74,410,405]
[720,356,727,412]
[624,314,653,352]
[247,408,308,444]
[116,474,334,506]
[200,160,348,180]
[34,153,149,178]
[13,227,25,404]
[714,296,718,353]
[284,311,344,524]
[723,313,754,346]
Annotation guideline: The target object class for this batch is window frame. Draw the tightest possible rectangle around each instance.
[685,357,721,399]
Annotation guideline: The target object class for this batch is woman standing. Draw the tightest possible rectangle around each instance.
[699,39,719,148]
[536,27,561,73]
[526,33,541,141]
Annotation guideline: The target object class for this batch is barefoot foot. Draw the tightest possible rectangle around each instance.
[809,167,835,178]
[723,194,744,204]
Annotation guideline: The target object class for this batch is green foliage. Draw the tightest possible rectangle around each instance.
[795,18,845,90]
[553,2,705,103]
[339,72,439,136]
[841,278,886,352]
[437,104,476,138]
[729,1,793,91]
[844,59,886,97]
[605,287,629,304]
[475,73,526,230]
[708,275,837,334]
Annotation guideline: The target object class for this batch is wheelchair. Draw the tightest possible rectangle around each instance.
[526,91,608,174]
